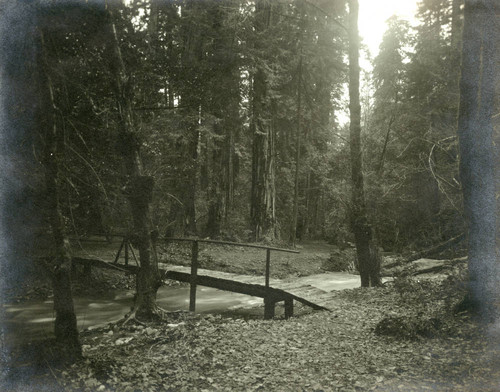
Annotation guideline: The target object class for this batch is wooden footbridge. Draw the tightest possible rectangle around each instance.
[71,236,331,319]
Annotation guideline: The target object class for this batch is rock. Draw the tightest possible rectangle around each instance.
[115,336,134,345]
[144,327,157,335]
[167,322,185,328]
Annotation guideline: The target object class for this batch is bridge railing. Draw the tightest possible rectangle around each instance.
[163,237,299,314]
[69,234,300,318]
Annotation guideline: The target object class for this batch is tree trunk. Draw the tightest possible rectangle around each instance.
[176,1,206,236]
[456,0,497,319]
[39,31,81,359]
[376,90,397,175]
[206,119,223,237]
[205,4,240,237]
[347,0,381,287]
[106,10,161,320]
[250,0,276,241]
[184,110,199,236]
[290,55,303,246]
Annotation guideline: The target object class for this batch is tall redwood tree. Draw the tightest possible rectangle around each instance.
[347,0,381,287]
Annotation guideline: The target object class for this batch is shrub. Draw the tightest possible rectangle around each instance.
[322,248,356,272]
[375,264,469,339]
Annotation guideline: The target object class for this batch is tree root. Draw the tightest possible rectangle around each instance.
[119,304,167,328]
[120,309,140,327]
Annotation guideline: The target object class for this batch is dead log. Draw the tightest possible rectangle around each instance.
[383,233,465,270]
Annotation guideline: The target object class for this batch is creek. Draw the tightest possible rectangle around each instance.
[2,272,361,344]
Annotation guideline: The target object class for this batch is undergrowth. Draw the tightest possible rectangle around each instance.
[375,264,469,339]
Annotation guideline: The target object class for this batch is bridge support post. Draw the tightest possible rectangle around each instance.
[284,298,293,319]
[189,240,199,312]
[265,249,271,289]
[264,297,275,319]
[113,237,125,264]
[124,237,129,266]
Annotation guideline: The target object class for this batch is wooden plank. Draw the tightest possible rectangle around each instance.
[165,270,272,298]
[164,267,330,311]
[163,237,299,253]
[73,257,135,273]
[274,283,311,291]
[286,291,330,311]
[167,266,277,286]
[73,257,330,314]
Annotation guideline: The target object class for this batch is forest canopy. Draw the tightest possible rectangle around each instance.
[1,0,471,252]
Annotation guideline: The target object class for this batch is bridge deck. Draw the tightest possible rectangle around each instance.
[71,257,331,319]
[166,265,331,311]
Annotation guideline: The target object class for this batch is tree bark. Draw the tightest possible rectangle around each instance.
[106,10,162,320]
[176,1,206,236]
[205,3,240,238]
[348,0,381,287]
[290,55,303,246]
[250,0,276,241]
[457,0,497,319]
[39,30,81,359]
[376,90,398,175]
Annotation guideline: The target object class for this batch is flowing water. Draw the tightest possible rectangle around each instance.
[2,272,362,344]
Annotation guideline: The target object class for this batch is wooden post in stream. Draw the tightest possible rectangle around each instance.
[189,240,199,312]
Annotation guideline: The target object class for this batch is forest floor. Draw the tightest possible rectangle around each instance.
[5,272,500,392]
[4,241,499,391]
[158,240,358,279]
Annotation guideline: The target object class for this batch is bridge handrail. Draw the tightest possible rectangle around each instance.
[69,234,302,318]
[163,237,299,254]
[163,237,299,313]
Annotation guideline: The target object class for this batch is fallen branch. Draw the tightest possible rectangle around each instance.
[383,233,465,270]
[411,257,467,276]
[406,233,465,262]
